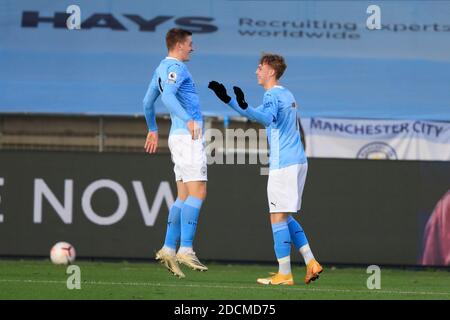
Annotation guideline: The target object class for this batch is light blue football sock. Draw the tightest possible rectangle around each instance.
[163,198,184,250]
[180,196,203,248]
[272,221,292,275]
[287,215,309,250]
[287,215,315,264]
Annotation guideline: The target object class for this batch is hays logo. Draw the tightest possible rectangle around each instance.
[21,11,218,33]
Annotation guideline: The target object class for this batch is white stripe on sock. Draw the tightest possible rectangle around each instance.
[177,246,194,255]
[299,244,315,265]
[162,246,176,256]
[277,256,291,275]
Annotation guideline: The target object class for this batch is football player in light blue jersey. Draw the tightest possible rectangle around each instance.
[143,28,208,278]
[209,53,322,286]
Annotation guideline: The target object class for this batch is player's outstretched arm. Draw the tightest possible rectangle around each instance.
[208,81,231,103]
[232,86,274,127]
[208,81,250,118]
[232,86,248,109]
[245,105,274,127]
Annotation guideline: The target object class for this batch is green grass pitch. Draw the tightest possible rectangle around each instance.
[0,260,449,300]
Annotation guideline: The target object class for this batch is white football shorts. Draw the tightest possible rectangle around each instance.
[267,163,308,213]
[168,134,208,182]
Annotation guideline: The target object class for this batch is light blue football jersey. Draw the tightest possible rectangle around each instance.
[147,57,203,135]
[262,86,307,169]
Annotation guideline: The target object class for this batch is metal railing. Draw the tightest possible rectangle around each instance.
[0,114,263,154]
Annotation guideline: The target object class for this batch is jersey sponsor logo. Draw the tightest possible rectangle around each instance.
[356,142,397,160]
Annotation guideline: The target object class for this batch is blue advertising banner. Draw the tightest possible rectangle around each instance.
[1,0,449,120]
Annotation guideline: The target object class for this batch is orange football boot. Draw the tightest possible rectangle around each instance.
[257,272,294,285]
[305,259,323,284]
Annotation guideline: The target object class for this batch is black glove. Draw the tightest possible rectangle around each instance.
[233,86,248,109]
[208,81,231,104]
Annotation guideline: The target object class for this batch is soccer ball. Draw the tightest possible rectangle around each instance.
[50,242,76,265]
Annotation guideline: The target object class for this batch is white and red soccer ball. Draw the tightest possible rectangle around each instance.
[50,242,76,265]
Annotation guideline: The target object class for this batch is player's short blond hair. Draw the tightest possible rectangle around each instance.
[166,28,192,51]
[259,53,287,80]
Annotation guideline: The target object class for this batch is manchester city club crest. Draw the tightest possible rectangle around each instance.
[356,142,398,160]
